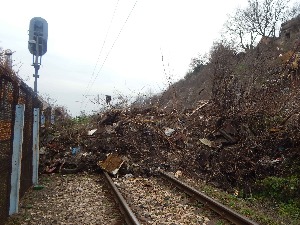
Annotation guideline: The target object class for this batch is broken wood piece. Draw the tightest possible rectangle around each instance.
[98,154,124,175]
[199,138,215,147]
[219,129,237,144]
[187,101,209,117]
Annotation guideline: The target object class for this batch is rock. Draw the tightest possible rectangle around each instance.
[174,170,182,178]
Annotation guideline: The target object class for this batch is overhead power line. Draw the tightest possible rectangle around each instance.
[81,0,139,111]
[80,0,120,109]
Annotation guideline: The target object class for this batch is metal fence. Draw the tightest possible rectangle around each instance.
[0,68,41,222]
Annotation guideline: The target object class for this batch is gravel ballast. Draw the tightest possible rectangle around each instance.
[113,176,231,225]
[5,173,125,225]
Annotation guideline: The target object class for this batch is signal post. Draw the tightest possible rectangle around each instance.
[28,17,48,185]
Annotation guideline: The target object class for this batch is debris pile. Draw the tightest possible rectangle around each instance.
[39,97,300,192]
[39,16,300,192]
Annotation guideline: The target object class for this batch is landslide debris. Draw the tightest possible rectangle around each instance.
[39,99,300,195]
[40,16,300,204]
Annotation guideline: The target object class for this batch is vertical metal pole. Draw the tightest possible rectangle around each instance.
[9,105,25,215]
[33,35,40,96]
[32,36,40,185]
[33,62,39,94]
[32,108,40,185]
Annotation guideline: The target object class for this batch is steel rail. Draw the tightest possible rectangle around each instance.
[103,171,141,225]
[159,170,259,225]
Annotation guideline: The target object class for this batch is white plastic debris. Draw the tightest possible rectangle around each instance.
[164,128,175,136]
[88,129,97,135]
[124,173,134,179]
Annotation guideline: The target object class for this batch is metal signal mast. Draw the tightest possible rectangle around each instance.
[28,17,48,95]
[28,17,48,187]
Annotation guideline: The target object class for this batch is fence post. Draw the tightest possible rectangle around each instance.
[9,105,25,215]
[32,108,39,185]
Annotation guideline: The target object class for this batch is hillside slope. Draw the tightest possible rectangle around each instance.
[157,15,300,115]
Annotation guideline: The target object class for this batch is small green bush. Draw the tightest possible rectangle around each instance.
[255,176,300,220]
[256,176,299,202]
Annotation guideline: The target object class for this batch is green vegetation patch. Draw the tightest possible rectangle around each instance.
[254,176,300,220]
[255,176,300,201]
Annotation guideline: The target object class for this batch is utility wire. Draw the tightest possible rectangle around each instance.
[82,0,139,110]
[80,0,120,110]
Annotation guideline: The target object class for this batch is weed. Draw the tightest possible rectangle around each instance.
[240,208,254,216]
[194,202,204,208]
[255,176,300,202]
[254,176,300,223]
[215,220,225,225]
[229,201,235,207]
[279,202,300,220]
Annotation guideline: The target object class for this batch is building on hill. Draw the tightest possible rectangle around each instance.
[280,14,300,41]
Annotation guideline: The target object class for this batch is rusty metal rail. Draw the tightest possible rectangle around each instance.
[159,170,259,225]
[103,172,141,225]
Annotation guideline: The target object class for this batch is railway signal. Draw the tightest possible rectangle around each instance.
[28,17,48,95]
[28,17,48,187]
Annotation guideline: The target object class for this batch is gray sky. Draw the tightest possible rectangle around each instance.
[0,0,248,116]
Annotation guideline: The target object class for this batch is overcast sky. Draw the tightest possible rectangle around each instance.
[0,0,248,116]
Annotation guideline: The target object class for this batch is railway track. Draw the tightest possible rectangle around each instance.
[5,171,259,224]
[104,171,140,225]
[158,170,259,225]
[104,170,259,225]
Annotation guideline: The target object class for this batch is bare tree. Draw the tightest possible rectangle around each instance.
[188,53,208,74]
[210,41,238,111]
[225,0,299,51]
[225,7,258,51]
